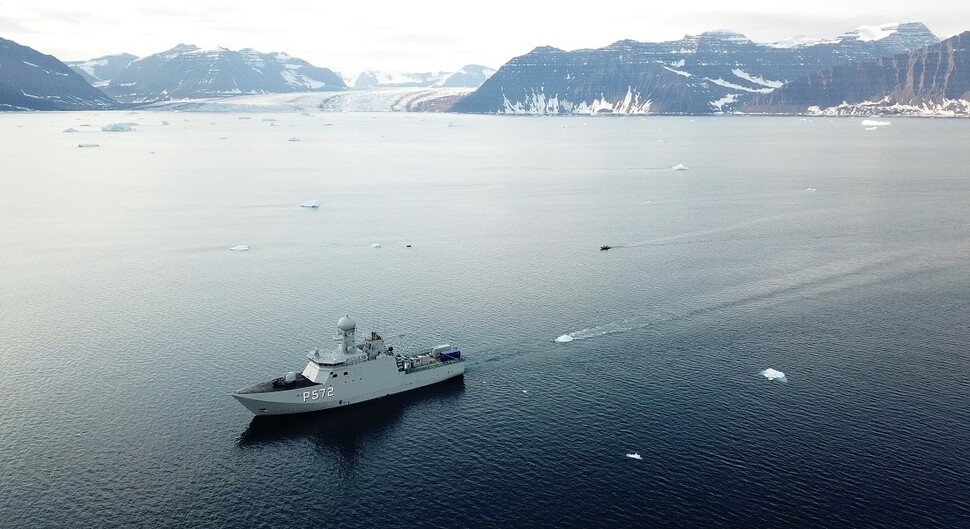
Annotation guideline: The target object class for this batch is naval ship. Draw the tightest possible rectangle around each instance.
[232,316,465,415]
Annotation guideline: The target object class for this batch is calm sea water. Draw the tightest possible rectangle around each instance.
[1,112,969,529]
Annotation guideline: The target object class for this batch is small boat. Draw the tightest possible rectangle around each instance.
[600,245,612,251]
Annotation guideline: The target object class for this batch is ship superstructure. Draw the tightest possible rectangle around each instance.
[232,316,465,415]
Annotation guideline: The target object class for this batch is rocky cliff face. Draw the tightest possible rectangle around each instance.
[744,31,970,116]
[0,37,115,111]
[103,45,346,103]
[450,23,941,115]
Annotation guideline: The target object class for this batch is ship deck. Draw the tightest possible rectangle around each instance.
[235,374,320,394]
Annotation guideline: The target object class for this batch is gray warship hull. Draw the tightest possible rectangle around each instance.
[233,316,467,416]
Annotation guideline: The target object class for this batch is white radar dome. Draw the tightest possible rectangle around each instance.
[337,316,357,331]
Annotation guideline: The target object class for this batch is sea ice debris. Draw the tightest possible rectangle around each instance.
[555,335,574,343]
[371,243,382,248]
[672,163,690,171]
[229,245,250,251]
[77,143,100,148]
[101,122,136,132]
[288,137,301,142]
[761,368,788,382]
[865,127,878,131]
[63,127,78,133]
[861,120,890,127]
[805,187,817,192]
[300,200,320,208]
[626,452,642,460]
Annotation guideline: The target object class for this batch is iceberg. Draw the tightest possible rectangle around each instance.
[554,334,574,343]
[861,120,890,127]
[101,122,136,132]
[760,368,787,382]
[300,200,320,208]
[626,453,642,460]
[672,164,690,171]
[229,245,250,251]
[864,127,878,131]
[371,243,382,248]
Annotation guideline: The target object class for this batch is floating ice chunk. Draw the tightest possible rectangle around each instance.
[300,200,320,208]
[102,122,136,132]
[229,245,250,251]
[522,390,528,394]
[77,143,100,148]
[805,187,817,192]
[861,120,890,127]
[371,243,382,248]
[555,334,574,343]
[63,127,78,133]
[288,137,301,142]
[761,368,787,382]
[672,163,690,171]
[864,127,878,131]
[161,121,170,126]
[626,452,642,460]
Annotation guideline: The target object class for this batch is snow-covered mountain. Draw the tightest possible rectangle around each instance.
[349,65,494,88]
[66,53,137,87]
[0,37,115,111]
[451,22,941,115]
[102,45,346,103]
[745,30,970,116]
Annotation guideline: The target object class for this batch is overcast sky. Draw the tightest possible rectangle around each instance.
[2,1,968,76]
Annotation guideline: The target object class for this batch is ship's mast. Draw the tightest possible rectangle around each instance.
[335,315,357,355]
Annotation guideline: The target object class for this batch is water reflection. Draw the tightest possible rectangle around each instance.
[236,377,466,459]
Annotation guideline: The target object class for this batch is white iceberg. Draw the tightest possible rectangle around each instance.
[555,334,574,343]
[861,120,890,127]
[371,243,382,248]
[761,368,788,382]
[300,200,320,208]
[229,245,250,251]
[672,163,690,171]
[864,127,878,131]
[101,122,136,132]
[626,452,642,460]
[77,143,100,148]
[805,187,817,192]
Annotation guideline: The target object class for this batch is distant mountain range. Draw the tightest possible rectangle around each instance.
[0,37,114,110]
[450,22,946,114]
[349,65,496,88]
[3,23,970,115]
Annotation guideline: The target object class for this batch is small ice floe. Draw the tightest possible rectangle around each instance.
[102,122,136,132]
[805,187,817,192]
[77,143,100,148]
[760,368,788,383]
[229,245,250,252]
[161,121,170,126]
[262,118,276,122]
[371,243,382,248]
[219,136,228,140]
[861,119,890,127]
[555,334,574,343]
[63,127,78,133]
[864,127,878,131]
[300,200,320,208]
[522,390,528,394]
[238,116,251,120]
[672,163,690,171]
[288,137,301,142]
[626,452,642,460]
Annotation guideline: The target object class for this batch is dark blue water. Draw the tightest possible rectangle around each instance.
[1,113,968,528]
